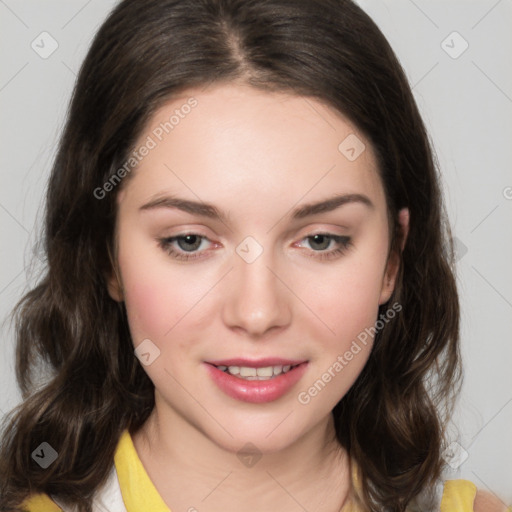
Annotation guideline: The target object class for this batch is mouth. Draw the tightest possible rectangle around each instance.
[206,357,307,380]
[204,358,309,403]
[210,363,301,380]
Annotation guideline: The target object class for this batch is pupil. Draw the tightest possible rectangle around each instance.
[178,235,201,251]
[310,234,329,250]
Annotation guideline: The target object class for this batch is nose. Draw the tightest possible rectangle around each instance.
[222,245,292,338]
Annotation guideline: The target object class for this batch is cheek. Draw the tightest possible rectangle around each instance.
[123,280,170,343]
[317,258,387,337]
[118,237,207,346]
[303,238,390,387]
[296,255,388,407]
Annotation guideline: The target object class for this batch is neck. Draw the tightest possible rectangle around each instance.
[133,397,352,512]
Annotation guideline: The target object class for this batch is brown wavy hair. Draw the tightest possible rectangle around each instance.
[0,0,461,510]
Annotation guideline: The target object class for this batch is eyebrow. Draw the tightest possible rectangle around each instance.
[139,193,374,222]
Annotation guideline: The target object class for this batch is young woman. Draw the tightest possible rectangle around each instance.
[1,1,509,511]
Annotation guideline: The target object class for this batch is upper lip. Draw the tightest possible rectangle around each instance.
[206,358,307,368]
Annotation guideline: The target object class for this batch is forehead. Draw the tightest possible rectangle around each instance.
[118,83,385,214]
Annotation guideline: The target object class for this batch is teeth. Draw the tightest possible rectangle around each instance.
[256,367,273,377]
[218,364,296,380]
[240,367,256,377]
[273,365,283,375]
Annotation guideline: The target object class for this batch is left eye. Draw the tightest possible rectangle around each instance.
[158,233,352,262]
[295,234,352,261]
[298,234,341,251]
[158,234,212,261]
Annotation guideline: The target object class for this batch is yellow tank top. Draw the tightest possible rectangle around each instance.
[21,430,511,511]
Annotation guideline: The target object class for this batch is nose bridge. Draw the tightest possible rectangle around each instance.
[222,235,291,335]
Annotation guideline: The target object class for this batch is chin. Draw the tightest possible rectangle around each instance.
[198,404,318,455]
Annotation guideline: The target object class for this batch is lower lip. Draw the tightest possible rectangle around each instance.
[204,362,309,404]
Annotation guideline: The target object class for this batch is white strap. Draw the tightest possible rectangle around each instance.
[50,466,127,512]
[92,466,128,512]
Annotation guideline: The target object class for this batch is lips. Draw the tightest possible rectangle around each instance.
[204,358,309,403]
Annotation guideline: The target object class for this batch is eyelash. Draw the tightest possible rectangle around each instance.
[157,233,352,262]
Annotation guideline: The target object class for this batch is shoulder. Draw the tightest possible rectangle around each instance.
[19,433,129,512]
[20,493,63,512]
[441,480,511,512]
[473,489,510,512]
[19,464,125,512]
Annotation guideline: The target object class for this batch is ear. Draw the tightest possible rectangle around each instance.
[379,208,409,305]
[107,270,124,302]
[106,244,124,302]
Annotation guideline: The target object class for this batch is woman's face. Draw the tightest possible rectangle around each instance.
[109,82,406,453]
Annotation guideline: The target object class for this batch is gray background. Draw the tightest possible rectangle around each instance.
[1,0,511,505]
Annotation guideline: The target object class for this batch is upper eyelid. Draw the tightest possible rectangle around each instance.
[163,223,350,239]
[163,231,348,250]
[164,230,347,240]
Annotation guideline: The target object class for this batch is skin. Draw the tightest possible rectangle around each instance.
[108,82,409,511]
[474,491,509,512]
